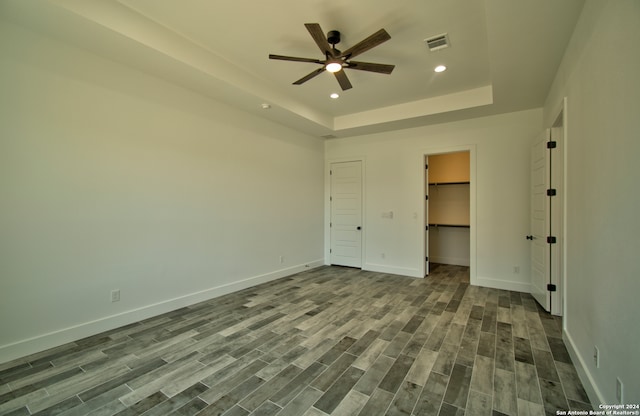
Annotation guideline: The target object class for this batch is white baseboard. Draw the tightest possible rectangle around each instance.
[430,256,470,267]
[475,275,531,293]
[563,328,604,407]
[364,263,422,278]
[0,260,324,365]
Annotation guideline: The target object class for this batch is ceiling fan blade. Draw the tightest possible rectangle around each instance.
[293,67,326,85]
[340,29,391,59]
[346,61,395,74]
[334,70,353,91]
[305,23,334,57]
[269,54,324,64]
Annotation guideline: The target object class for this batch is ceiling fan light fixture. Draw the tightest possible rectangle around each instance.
[325,62,343,73]
[434,65,447,73]
[330,93,340,99]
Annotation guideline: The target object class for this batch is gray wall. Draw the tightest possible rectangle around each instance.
[0,22,325,362]
[543,0,640,403]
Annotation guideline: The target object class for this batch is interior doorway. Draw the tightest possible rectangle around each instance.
[424,151,471,276]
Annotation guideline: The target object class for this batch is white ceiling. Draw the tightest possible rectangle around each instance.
[1,0,585,138]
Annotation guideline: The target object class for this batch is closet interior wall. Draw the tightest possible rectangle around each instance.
[428,152,471,266]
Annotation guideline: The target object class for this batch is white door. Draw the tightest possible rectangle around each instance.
[425,157,430,276]
[530,131,551,311]
[549,123,563,316]
[330,161,362,268]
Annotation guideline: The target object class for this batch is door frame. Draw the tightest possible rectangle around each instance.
[550,98,567,316]
[421,145,477,284]
[535,97,567,316]
[325,157,366,266]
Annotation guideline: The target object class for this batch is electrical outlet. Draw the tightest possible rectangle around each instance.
[110,289,120,303]
[513,266,520,274]
[381,253,386,259]
[594,346,600,368]
[279,256,284,264]
[616,377,623,403]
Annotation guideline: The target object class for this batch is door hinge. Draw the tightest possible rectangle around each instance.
[547,141,557,149]
[547,284,557,292]
[547,236,557,244]
[425,195,429,200]
[425,256,429,261]
[425,225,429,231]
[330,170,332,175]
[425,164,428,170]
[330,249,332,253]
[330,196,332,201]
[547,189,557,196]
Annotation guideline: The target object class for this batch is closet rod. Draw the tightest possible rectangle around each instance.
[428,223,471,228]
[428,181,470,186]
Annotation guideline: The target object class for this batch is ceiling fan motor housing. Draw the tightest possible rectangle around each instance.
[327,30,341,45]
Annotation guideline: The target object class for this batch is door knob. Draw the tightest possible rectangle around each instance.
[526,235,534,240]
[357,226,362,230]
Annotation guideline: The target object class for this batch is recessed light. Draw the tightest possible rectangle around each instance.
[261,103,271,109]
[434,65,447,73]
[330,93,340,99]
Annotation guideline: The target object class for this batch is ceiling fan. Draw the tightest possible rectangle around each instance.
[269,23,395,91]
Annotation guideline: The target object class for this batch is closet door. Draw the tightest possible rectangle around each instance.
[424,158,430,275]
[330,161,363,268]
[529,132,551,311]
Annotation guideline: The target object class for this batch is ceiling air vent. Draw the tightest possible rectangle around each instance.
[424,33,450,51]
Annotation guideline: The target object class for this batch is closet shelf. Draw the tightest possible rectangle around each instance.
[428,181,470,186]
[428,223,470,228]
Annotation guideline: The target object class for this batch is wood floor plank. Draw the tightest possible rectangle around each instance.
[406,348,438,386]
[443,363,472,409]
[330,389,369,416]
[309,353,357,392]
[539,378,570,415]
[386,380,421,416]
[54,383,131,416]
[515,361,543,404]
[494,368,518,415]
[517,398,546,416]
[413,371,449,416]
[378,354,415,394]
[470,355,494,396]
[352,338,389,371]
[431,342,458,377]
[357,388,394,416]
[555,361,590,404]
[466,390,493,416]
[278,386,323,416]
[312,366,364,414]
[238,364,301,411]
[269,361,326,407]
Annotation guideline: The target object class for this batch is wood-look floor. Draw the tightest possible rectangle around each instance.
[0,264,592,416]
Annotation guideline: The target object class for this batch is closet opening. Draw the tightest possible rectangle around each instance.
[424,151,470,276]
